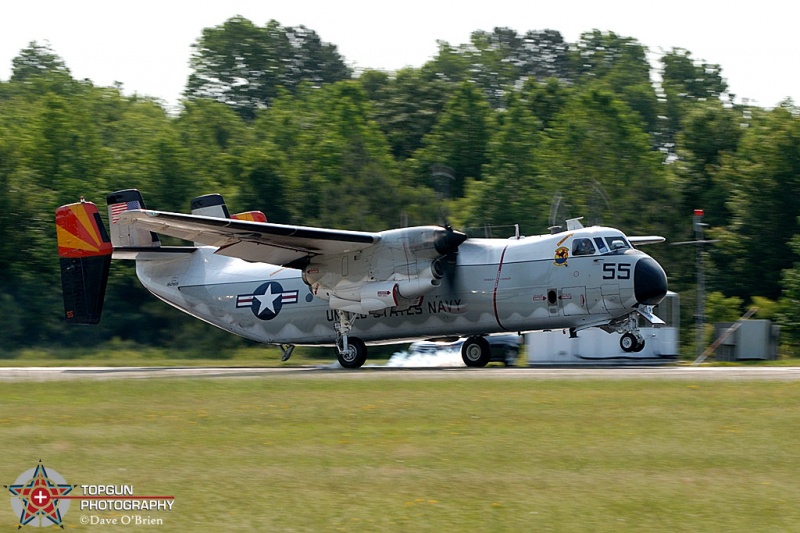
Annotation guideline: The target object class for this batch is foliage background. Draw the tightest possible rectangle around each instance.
[1,19,799,355]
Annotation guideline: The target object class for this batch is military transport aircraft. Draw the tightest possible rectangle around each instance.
[56,189,668,368]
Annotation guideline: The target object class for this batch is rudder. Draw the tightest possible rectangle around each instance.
[55,200,113,324]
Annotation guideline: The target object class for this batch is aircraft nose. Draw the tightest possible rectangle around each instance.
[634,257,668,306]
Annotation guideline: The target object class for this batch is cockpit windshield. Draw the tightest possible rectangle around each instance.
[605,235,631,251]
[572,238,596,256]
[570,233,631,256]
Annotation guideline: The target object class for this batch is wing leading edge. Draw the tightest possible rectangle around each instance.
[118,209,379,266]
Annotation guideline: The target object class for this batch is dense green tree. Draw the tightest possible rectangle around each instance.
[9,41,77,96]
[711,103,800,300]
[174,98,250,202]
[537,85,677,234]
[99,97,187,206]
[660,48,729,153]
[11,41,69,79]
[519,77,572,129]
[360,68,449,160]
[511,29,572,83]
[234,140,292,223]
[421,28,571,108]
[409,82,493,198]
[780,230,800,345]
[459,92,547,233]
[254,81,429,229]
[420,40,472,84]
[185,17,351,120]
[571,31,660,134]
[673,101,744,227]
[661,48,728,101]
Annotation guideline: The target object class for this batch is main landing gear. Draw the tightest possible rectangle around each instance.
[461,336,491,367]
[334,310,367,369]
[620,332,646,353]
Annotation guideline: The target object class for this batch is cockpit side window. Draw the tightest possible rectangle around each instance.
[593,237,609,254]
[572,238,596,256]
[606,236,631,251]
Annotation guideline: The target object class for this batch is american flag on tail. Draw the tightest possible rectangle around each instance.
[109,200,141,223]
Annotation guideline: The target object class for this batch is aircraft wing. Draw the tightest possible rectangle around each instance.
[118,209,379,266]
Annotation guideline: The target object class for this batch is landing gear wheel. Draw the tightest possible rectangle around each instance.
[620,333,638,353]
[337,337,367,369]
[462,336,491,367]
[633,339,646,352]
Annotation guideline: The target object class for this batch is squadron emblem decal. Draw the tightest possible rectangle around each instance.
[237,281,299,320]
[554,246,569,266]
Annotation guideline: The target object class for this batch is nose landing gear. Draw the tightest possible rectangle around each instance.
[608,313,646,353]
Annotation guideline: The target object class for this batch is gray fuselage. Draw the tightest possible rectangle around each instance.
[134,226,666,348]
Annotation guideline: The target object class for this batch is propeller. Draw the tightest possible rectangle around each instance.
[434,224,467,255]
[433,224,467,293]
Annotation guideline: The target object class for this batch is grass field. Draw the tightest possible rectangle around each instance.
[2,375,799,532]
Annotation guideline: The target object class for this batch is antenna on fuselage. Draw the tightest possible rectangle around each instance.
[548,193,563,227]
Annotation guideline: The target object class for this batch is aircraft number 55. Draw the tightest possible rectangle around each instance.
[603,263,631,280]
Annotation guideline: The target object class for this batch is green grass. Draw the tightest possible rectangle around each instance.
[2,376,800,531]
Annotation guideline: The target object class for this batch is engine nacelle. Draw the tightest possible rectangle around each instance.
[396,260,444,298]
[329,281,399,313]
[360,281,399,309]
[306,258,445,314]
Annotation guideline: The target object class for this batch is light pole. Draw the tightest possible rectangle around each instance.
[693,209,707,357]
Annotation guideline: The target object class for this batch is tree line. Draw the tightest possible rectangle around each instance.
[1,17,799,355]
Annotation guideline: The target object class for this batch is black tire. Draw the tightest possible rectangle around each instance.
[461,336,491,367]
[620,333,637,353]
[337,337,367,369]
[633,339,646,352]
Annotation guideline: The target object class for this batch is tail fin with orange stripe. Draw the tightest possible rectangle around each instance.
[55,200,113,324]
[231,210,267,222]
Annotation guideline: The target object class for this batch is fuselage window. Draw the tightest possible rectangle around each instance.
[593,237,609,254]
[606,236,631,251]
[572,238,596,256]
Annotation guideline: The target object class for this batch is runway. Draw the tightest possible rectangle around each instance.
[2,365,800,382]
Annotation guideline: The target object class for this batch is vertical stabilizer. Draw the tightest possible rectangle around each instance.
[190,194,230,246]
[55,200,113,324]
[190,194,231,218]
[232,211,268,222]
[107,189,160,248]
